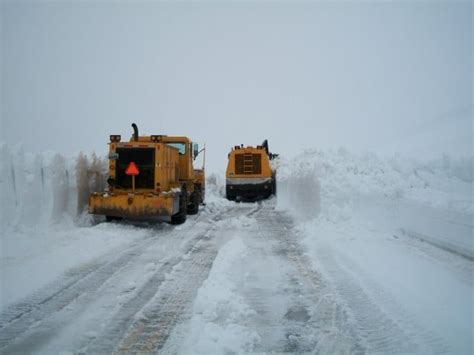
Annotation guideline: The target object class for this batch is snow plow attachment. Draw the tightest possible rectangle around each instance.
[225,140,278,201]
[89,192,179,221]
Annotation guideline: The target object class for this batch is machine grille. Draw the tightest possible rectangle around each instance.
[235,153,262,175]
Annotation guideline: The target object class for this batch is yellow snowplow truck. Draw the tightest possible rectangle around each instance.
[89,123,205,224]
[225,140,278,201]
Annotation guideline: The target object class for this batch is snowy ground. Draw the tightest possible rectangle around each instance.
[0,145,472,354]
[276,149,473,354]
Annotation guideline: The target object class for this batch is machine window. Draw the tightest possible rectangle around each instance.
[167,142,186,155]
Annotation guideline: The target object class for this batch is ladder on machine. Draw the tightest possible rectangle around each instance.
[243,154,254,174]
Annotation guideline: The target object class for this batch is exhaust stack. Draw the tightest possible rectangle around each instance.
[132,123,139,141]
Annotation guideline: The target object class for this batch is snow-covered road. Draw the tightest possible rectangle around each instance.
[166,202,362,354]
[0,202,237,353]
[1,198,471,354]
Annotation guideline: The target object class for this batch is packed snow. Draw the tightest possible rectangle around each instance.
[177,235,260,354]
[0,143,473,354]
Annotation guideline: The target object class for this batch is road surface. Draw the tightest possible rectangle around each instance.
[0,201,471,354]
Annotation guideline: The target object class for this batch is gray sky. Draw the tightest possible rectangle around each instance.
[1,1,472,172]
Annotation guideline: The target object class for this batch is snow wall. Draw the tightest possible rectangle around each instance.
[276,148,474,222]
[276,168,321,220]
[2,142,472,229]
[0,144,107,229]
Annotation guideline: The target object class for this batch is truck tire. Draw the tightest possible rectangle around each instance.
[187,191,200,215]
[225,186,235,201]
[195,184,204,204]
[171,188,187,225]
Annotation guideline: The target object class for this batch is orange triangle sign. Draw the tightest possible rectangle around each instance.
[125,161,140,176]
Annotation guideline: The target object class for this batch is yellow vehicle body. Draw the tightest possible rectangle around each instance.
[89,124,204,224]
[225,140,277,201]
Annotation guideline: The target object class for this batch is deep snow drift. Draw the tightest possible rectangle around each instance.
[277,148,473,259]
[276,148,473,354]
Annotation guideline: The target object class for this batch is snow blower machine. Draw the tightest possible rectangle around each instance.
[225,140,278,201]
[89,123,205,224]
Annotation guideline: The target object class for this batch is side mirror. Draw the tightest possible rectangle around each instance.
[193,143,199,159]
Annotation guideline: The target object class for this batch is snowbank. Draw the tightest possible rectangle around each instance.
[276,148,473,354]
[277,148,473,219]
[276,148,473,260]
[0,143,107,229]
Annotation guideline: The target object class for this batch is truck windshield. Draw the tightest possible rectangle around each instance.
[167,142,186,155]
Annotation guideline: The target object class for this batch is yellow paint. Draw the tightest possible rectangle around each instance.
[225,145,273,180]
[89,132,204,220]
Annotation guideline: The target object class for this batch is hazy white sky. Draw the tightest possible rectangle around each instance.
[1,1,472,172]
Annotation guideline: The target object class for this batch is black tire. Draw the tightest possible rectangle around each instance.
[105,216,122,222]
[226,185,235,201]
[195,184,204,204]
[171,188,187,225]
[187,191,200,215]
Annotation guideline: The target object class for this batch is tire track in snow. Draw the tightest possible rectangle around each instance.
[0,213,213,353]
[247,207,362,354]
[315,244,449,354]
[400,228,474,262]
[0,235,158,352]
[394,229,474,286]
[115,239,218,353]
[85,205,258,353]
[252,205,450,354]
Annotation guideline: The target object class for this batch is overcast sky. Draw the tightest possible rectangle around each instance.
[1,1,472,172]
